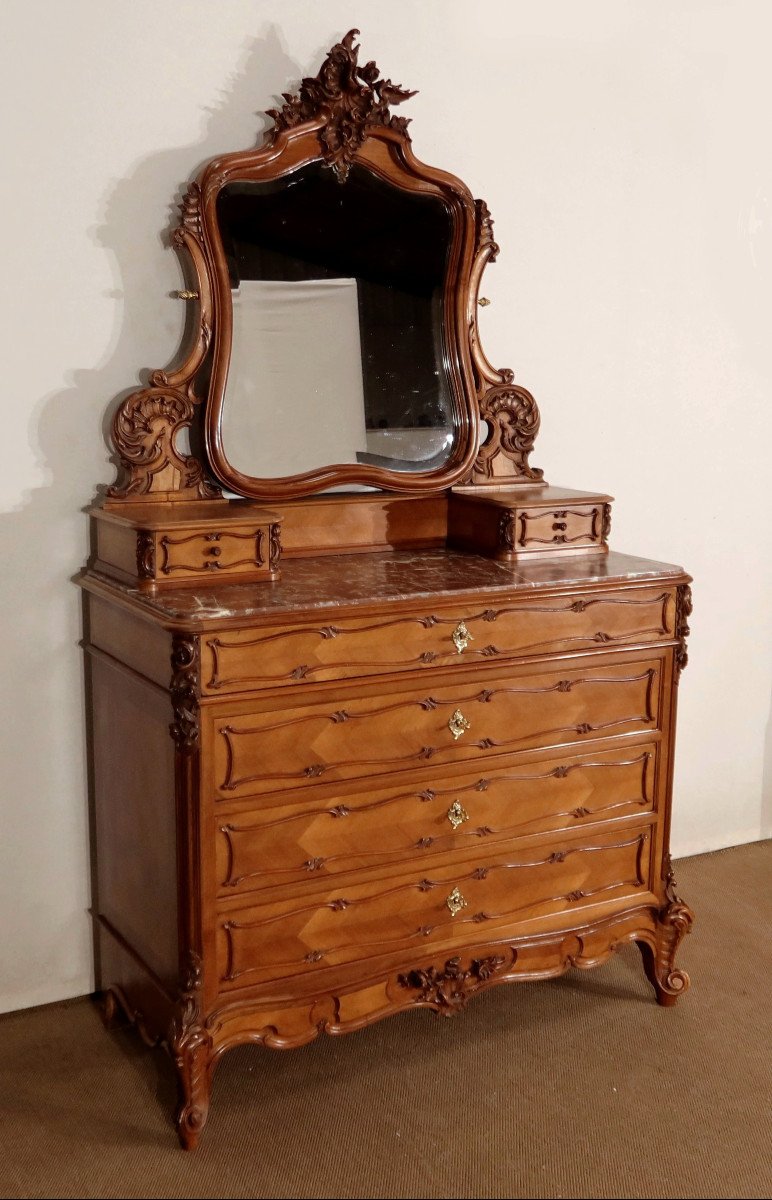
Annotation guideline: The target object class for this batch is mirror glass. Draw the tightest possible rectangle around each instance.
[216,162,456,479]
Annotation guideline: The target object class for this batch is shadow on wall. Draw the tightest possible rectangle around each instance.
[0,25,319,1008]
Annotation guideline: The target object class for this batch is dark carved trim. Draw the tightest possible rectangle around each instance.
[397,954,509,1014]
[170,635,199,748]
[602,503,612,541]
[168,951,211,1150]
[269,523,282,573]
[136,531,155,580]
[267,29,417,183]
[498,511,517,552]
[674,583,692,681]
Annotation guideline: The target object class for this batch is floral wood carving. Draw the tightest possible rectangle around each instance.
[267,29,417,183]
[107,183,221,503]
[170,635,200,748]
[674,583,692,682]
[397,954,508,1015]
[467,200,544,484]
[168,950,212,1151]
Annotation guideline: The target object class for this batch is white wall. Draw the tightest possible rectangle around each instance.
[1,0,769,1013]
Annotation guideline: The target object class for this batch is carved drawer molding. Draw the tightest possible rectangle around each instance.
[201,586,674,694]
[214,823,654,990]
[207,657,662,798]
[214,741,660,897]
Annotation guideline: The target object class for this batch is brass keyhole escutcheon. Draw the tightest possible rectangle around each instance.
[447,710,470,740]
[447,800,469,829]
[451,621,473,654]
[445,886,468,917]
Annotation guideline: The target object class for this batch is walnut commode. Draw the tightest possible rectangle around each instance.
[80,30,693,1150]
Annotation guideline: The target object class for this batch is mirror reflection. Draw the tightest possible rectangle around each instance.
[216,162,456,479]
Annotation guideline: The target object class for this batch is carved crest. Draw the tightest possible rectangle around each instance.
[268,29,417,183]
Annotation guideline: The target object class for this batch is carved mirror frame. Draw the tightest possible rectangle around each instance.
[107,30,543,505]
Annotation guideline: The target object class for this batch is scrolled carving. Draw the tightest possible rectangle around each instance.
[269,523,282,573]
[674,583,692,681]
[465,199,544,484]
[136,530,155,580]
[473,382,544,485]
[168,950,212,1151]
[108,181,221,503]
[109,387,219,501]
[170,635,199,748]
[267,29,417,183]
[475,198,499,263]
[397,954,508,1015]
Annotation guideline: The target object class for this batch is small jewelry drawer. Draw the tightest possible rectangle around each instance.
[205,655,664,800]
[92,502,281,588]
[200,586,675,694]
[214,740,660,897]
[215,821,655,991]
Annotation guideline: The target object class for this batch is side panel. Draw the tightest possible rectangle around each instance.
[90,651,179,990]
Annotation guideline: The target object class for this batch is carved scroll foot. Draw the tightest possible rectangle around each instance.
[172,1030,212,1151]
[637,896,695,1007]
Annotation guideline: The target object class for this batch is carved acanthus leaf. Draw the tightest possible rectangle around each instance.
[475,199,500,263]
[168,950,211,1150]
[173,182,204,248]
[267,29,417,182]
[170,635,199,748]
[674,583,693,681]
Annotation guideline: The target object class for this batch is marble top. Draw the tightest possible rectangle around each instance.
[82,549,688,628]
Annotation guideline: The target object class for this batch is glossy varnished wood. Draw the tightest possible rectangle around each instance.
[82,30,694,1153]
[83,553,693,1149]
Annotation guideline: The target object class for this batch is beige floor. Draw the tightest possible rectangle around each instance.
[1,841,770,1200]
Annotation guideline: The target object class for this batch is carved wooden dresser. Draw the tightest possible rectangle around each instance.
[79,30,694,1150]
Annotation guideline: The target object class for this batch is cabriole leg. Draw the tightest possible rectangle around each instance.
[171,1028,212,1151]
[637,863,695,1007]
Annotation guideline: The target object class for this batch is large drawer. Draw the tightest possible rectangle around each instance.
[207,656,663,799]
[200,586,675,694]
[215,821,655,990]
[215,740,659,897]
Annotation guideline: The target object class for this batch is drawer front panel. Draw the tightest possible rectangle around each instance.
[215,741,659,896]
[210,658,662,799]
[201,587,674,693]
[514,504,605,551]
[216,823,654,990]
[156,528,273,580]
